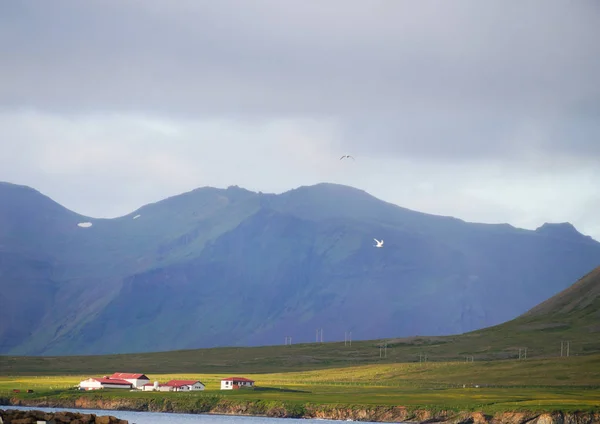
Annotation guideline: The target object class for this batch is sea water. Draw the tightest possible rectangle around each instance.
[1,405,378,424]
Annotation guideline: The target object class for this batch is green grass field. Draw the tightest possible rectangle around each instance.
[2,356,600,413]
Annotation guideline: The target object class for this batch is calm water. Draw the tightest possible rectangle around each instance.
[1,405,381,424]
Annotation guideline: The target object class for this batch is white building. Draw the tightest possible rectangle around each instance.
[220,377,255,390]
[142,380,205,392]
[79,377,132,391]
[165,380,205,391]
[143,381,160,391]
[110,372,150,389]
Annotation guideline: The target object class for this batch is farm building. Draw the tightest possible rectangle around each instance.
[110,372,150,389]
[165,380,205,391]
[78,377,133,391]
[142,382,173,392]
[143,380,205,392]
[220,377,255,390]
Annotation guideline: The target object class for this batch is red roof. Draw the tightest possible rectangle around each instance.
[91,378,132,385]
[221,377,254,383]
[165,380,202,387]
[110,373,149,380]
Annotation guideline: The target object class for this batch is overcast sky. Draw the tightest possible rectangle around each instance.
[1,0,599,240]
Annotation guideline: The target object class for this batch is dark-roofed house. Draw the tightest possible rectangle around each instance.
[110,372,150,389]
[220,377,255,390]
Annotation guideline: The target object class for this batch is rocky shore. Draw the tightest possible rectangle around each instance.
[2,396,599,423]
[0,408,128,424]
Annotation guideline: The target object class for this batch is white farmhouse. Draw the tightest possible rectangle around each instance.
[110,372,150,389]
[165,380,205,391]
[220,377,255,390]
[79,377,132,391]
[142,380,205,392]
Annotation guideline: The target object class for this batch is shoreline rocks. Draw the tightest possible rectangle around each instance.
[0,408,128,424]
[2,397,599,423]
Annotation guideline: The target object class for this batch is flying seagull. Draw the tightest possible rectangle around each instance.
[373,238,384,248]
[340,155,355,160]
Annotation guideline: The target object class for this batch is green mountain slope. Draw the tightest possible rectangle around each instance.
[1,181,600,356]
[501,265,600,334]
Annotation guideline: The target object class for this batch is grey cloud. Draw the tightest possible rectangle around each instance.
[1,0,599,162]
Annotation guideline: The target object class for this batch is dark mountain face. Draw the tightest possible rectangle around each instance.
[1,181,600,355]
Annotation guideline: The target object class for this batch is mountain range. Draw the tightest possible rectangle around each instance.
[1,180,599,356]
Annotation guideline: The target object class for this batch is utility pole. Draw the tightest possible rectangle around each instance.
[321,328,323,343]
[561,341,564,357]
[561,341,570,357]
[345,331,352,346]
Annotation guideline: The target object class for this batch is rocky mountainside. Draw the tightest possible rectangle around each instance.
[1,181,600,355]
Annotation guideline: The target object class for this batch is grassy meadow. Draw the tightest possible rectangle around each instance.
[2,355,600,413]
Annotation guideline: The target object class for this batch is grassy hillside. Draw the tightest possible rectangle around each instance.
[519,265,600,321]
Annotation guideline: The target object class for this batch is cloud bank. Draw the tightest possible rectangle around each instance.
[1,0,599,239]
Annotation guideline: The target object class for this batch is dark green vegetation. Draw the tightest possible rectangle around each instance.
[1,180,600,356]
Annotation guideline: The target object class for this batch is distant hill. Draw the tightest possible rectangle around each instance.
[1,181,600,356]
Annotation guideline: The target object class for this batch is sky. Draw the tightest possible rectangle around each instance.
[1,0,599,240]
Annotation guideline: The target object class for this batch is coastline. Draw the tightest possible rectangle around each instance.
[2,395,599,424]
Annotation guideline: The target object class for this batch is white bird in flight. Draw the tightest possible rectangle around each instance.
[373,238,384,248]
[340,155,355,161]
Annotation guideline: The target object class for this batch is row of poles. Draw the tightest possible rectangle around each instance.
[283,336,575,361]
[284,329,352,345]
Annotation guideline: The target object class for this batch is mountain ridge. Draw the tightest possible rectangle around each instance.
[1,180,600,355]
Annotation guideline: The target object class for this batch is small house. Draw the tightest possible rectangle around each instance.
[110,372,150,389]
[79,377,133,391]
[142,380,205,392]
[142,382,174,392]
[165,380,205,391]
[220,377,255,390]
